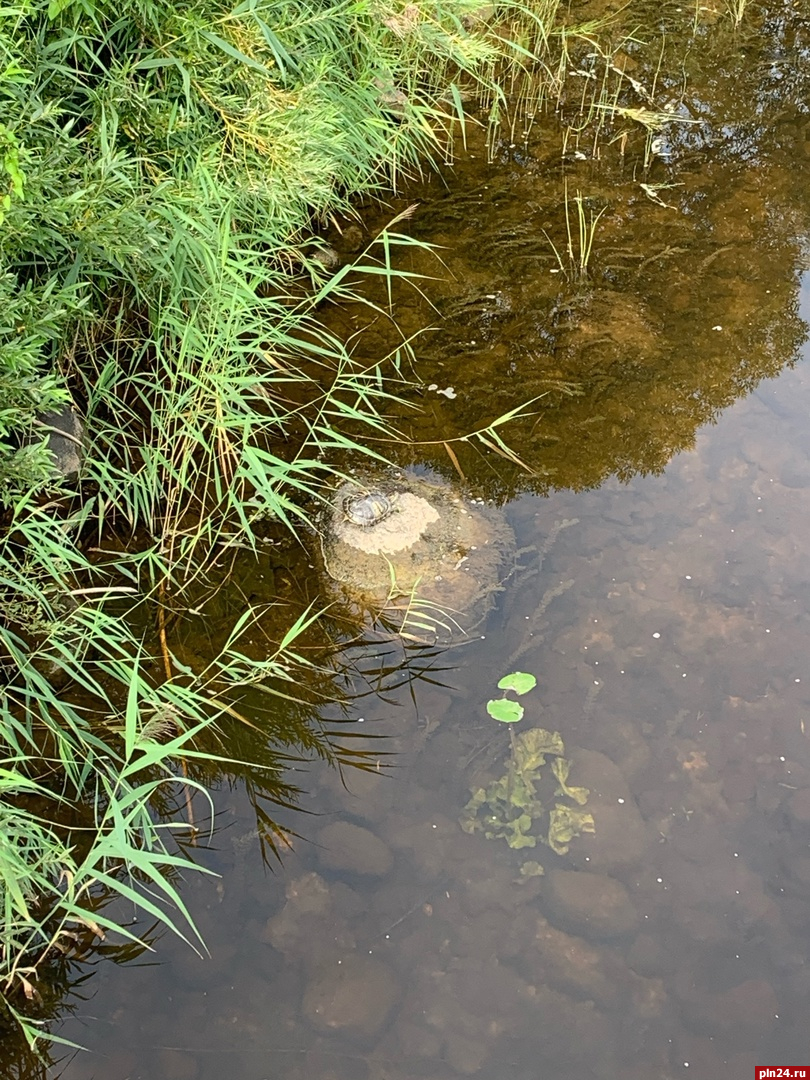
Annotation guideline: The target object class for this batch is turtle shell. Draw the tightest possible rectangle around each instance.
[343,490,395,528]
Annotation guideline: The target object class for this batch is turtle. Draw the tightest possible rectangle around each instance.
[342,489,397,528]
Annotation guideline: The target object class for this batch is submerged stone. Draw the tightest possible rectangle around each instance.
[679,977,779,1048]
[527,915,667,1017]
[261,872,349,961]
[317,820,394,877]
[564,749,650,872]
[444,1030,490,1074]
[528,915,620,1009]
[320,473,515,638]
[38,402,85,479]
[302,953,400,1039]
[542,868,639,941]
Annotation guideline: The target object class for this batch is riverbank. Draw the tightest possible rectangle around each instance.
[0,0,566,1054]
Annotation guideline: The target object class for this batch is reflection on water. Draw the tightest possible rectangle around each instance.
[45,3,810,1078]
[322,0,810,499]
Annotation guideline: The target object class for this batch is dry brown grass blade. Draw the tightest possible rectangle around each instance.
[443,439,466,480]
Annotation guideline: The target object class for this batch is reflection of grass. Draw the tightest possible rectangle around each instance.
[554,29,700,165]
[0,575,337,1054]
[395,590,465,644]
[725,0,748,25]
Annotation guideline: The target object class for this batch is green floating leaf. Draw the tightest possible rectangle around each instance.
[497,671,537,695]
[487,698,524,723]
[551,756,590,805]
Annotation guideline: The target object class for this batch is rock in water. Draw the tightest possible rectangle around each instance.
[302,954,400,1039]
[317,821,393,878]
[342,489,397,527]
[564,749,651,872]
[320,473,515,639]
[542,869,639,941]
[30,402,85,479]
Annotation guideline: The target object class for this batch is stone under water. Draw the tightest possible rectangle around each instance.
[319,472,516,638]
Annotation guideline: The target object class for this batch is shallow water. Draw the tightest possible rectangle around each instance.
[52,329,810,1079]
[43,2,810,1078]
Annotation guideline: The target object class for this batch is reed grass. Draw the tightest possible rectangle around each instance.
[0,0,573,1056]
[725,0,749,26]
[542,181,606,280]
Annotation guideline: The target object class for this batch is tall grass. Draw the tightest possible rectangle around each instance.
[0,0,568,1056]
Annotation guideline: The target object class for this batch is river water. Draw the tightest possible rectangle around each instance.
[45,2,810,1078]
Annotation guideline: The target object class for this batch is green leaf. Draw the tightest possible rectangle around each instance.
[46,0,74,18]
[548,805,596,855]
[551,756,590,805]
[514,728,565,771]
[507,814,537,849]
[200,30,272,76]
[497,672,537,695]
[486,698,524,723]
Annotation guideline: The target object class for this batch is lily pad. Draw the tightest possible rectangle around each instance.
[497,672,537,695]
[486,698,524,723]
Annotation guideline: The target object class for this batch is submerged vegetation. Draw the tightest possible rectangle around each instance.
[461,720,595,865]
[464,671,593,866]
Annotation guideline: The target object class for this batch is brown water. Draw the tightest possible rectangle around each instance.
[42,2,810,1078]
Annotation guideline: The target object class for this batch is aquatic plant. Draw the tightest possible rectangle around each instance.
[725,0,749,27]
[543,181,607,281]
[461,726,594,865]
[463,670,593,870]
[486,670,538,723]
